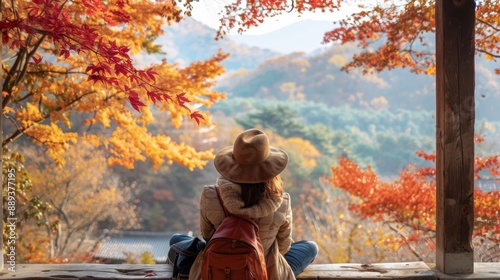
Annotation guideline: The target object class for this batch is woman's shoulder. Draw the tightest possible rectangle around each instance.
[201,185,218,199]
[276,192,291,212]
[282,192,291,203]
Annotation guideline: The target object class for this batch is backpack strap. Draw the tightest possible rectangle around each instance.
[215,186,230,217]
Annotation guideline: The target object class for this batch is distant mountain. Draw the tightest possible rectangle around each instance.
[157,17,280,71]
[155,16,499,122]
[214,45,500,121]
[228,19,336,54]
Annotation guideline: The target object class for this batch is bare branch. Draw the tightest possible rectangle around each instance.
[477,48,500,58]
[476,18,500,32]
[387,223,424,261]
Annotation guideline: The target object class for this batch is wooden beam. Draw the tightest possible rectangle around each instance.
[435,0,475,274]
[5,263,500,280]
[2,262,437,280]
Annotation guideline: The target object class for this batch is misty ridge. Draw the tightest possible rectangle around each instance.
[158,17,499,121]
[155,17,500,149]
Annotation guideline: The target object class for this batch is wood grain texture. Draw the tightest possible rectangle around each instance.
[0,262,436,280]
[435,0,476,274]
[0,264,173,280]
[298,262,436,280]
[2,262,500,279]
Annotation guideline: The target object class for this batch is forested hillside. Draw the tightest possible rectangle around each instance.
[60,18,500,235]
[215,46,500,121]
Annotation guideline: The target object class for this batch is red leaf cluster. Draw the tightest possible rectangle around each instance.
[329,137,500,246]
[2,0,204,121]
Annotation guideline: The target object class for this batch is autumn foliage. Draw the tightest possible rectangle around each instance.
[322,0,500,75]
[2,0,229,263]
[328,137,500,260]
[2,0,227,169]
[194,0,500,75]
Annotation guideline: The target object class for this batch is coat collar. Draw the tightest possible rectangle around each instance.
[216,176,283,218]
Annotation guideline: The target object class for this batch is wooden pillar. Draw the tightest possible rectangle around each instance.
[435,0,475,274]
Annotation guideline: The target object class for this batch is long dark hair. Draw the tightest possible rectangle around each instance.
[240,182,266,208]
[240,176,284,208]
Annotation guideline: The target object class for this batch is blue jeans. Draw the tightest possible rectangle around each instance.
[169,233,193,246]
[284,240,318,276]
[169,234,318,276]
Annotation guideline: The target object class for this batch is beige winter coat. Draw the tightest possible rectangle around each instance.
[189,177,296,280]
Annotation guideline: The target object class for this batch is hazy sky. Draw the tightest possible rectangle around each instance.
[188,0,360,35]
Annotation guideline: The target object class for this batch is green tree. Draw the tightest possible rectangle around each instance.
[236,105,307,138]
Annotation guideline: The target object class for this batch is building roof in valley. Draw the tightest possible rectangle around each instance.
[93,230,190,264]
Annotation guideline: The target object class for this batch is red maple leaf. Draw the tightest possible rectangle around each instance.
[176,92,191,111]
[147,91,162,104]
[129,96,146,112]
[87,74,103,84]
[190,111,205,125]
[32,55,42,64]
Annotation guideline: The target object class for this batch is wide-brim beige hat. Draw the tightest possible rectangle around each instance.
[214,129,288,183]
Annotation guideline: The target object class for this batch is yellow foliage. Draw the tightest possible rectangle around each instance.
[272,135,321,170]
[3,106,15,114]
[25,143,140,260]
[328,55,348,68]
[2,0,227,170]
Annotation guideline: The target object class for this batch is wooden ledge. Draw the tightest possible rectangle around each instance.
[1,262,498,279]
[1,263,170,279]
[299,262,435,279]
[432,263,500,280]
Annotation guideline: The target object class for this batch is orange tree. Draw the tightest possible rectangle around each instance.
[22,143,139,261]
[293,180,414,263]
[182,0,499,75]
[2,0,227,168]
[1,0,227,257]
[328,135,500,261]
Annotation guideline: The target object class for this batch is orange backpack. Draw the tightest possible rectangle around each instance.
[201,187,268,280]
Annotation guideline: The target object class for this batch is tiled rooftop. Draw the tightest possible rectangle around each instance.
[93,230,188,264]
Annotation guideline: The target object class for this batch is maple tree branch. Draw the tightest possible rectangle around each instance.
[1,111,33,147]
[26,33,47,61]
[3,112,24,139]
[2,33,46,108]
[8,0,19,21]
[42,212,56,259]
[73,223,96,256]
[73,213,101,233]
[477,49,500,58]
[386,223,424,261]
[476,18,500,32]
[86,112,98,132]
[17,92,34,103]
[61,181,72,215]
[476,176,500,181]
[23,25,49,36]
[26,70,88,75]
[2,49,26,106]
[3,129,31,148]
[2,90,96,147]
[52,202,72,257]
[59,32,172,94]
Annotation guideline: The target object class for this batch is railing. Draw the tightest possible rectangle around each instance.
[2,262,499,279]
